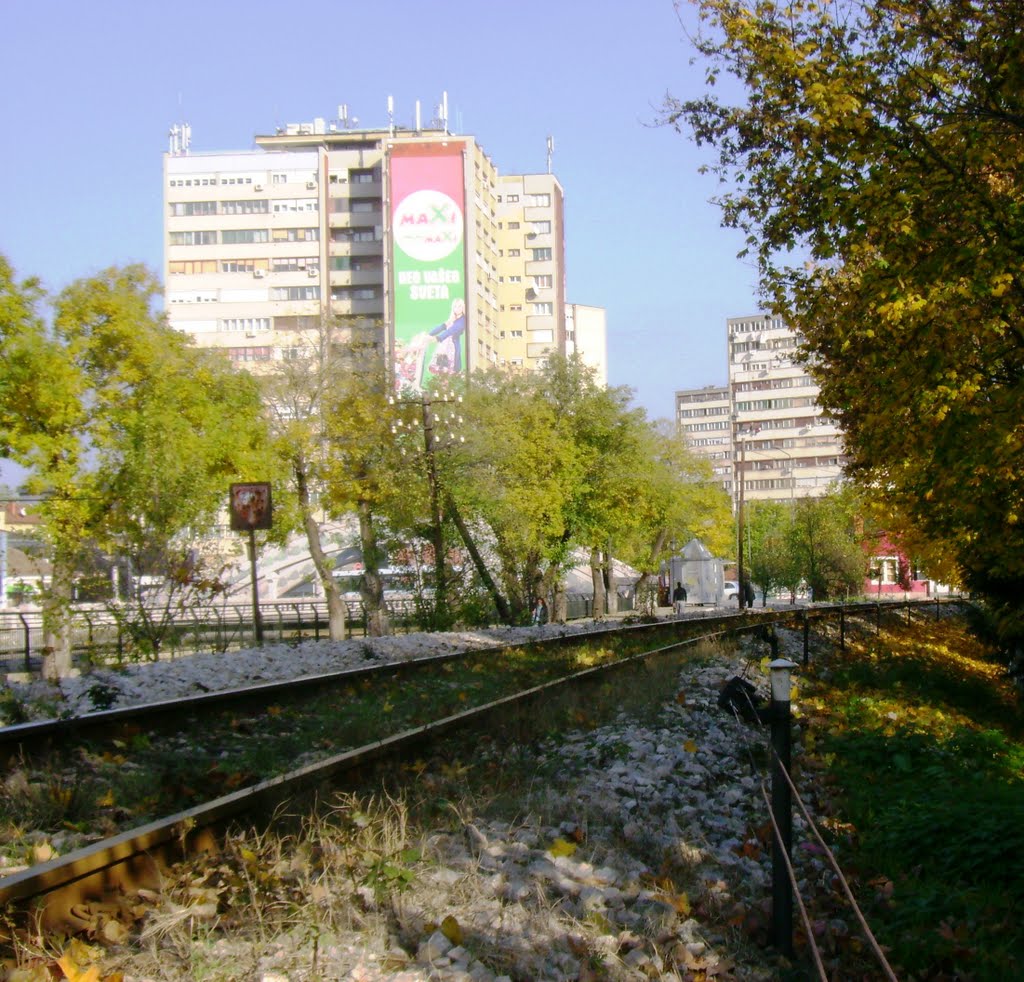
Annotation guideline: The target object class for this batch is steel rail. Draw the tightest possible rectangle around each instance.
[0,598,961,927]
[0,621,743,927]
[0,611,750,753]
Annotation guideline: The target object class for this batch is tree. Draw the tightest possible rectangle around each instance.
[451,366,582,622]
[318,362,402,637]
[744,500,801,605]
[616,420,733,609]
[787,491,866,601]
[0,259,272,677]
[262,319,359,640]
[667,0,1024,610]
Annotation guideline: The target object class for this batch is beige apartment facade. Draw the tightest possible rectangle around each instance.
[675,385,732,482]
[676,315,846,506]
[565,303,608,386]
[163,117,589,389]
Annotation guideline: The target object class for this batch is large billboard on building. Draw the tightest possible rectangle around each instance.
[389,142,467,396]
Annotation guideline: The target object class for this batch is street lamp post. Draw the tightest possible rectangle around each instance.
[737,432,747,610]
[733,417,760,610]
[769,658,798,956]
[391,392,464,627]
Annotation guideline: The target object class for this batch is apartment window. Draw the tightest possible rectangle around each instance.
[506,194,519,203]
[510,329,523,338]
[220,259,262,273]
[531,302,554,315]
[330,256,382,272]
[220,199,270,215]
[508,249,520,257]
[332,286,379,301]
[533,274,552,289]
[526,193,551,207]
[530,248,552,261]
[350,169,378,183]
[530,220,551,234]
[271,256,317,272]
[507,221,520,229]
[169,201,217,217]
[351,227,377,241]
[221,229,269,244]
[507,275,522,283]
[167,290,218,304]
[270,286,320,301]
[271,227,319,242]
[219,317,271,332]
[274,315,320,331]
[227,346,272,362]
[351,200,377,213]
[169,230,217,246]
[509,304,522,312]
[219,176,254,186]
[168,259,217,275]
[272,198,318,213]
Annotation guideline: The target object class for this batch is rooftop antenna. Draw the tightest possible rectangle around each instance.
[168,122,191,156]
[442,90,449,134]
[338,103,358,129]
[415,100,421,132]
[387,95,394,136]
[546,135,554,174]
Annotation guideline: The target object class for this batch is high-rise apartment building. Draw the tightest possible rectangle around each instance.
[163,110,589,390]
[729,314,845,503]
[675,385,732,482]
[565,303,608,386]
[676,315,846,505]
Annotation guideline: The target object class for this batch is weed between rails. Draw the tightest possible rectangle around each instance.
[0,631,708,872]
[799,612,1024,981]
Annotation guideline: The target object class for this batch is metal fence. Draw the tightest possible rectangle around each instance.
[0,593,636,674]
[0,599,422,674]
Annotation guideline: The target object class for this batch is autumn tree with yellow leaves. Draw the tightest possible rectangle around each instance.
[668,0,1024,616]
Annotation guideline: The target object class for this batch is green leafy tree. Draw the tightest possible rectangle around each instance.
[0,259,272,677]
[319,363,402,637]
[619,420,733,609]
[452,367,583,622]
[745,499,801,605]
[667,0,1024,612]
[263,319,361,640]
[787,490,866,601]
[539,357,654,617]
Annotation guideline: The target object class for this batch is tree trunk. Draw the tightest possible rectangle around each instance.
[295,460,346,640]
[551,578,568,623]
[357,498,390,637]
[604,548,618,615]
[590,547,606,619]
[41,554,74,680]
[634,572,657,615]
[446,494,513,625]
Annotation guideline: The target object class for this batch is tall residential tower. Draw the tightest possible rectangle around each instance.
[163,108,590,391]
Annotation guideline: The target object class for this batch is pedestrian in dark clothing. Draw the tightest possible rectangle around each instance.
[672,581,687,616]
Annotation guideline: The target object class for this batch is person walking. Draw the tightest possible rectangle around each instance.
[672,581,687,616]
[532,597,548,626]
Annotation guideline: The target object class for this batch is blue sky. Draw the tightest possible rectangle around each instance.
[0,0,760,430]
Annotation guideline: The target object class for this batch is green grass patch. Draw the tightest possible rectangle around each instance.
[803,616,1024,980]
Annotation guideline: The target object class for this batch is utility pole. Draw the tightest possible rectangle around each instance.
[420,397,448,626]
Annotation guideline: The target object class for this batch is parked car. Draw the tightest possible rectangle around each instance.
[723,580,763,603]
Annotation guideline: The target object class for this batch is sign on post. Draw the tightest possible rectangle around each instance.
[229,483,272,645]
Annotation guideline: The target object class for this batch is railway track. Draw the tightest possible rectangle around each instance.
[0,600,956,932]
